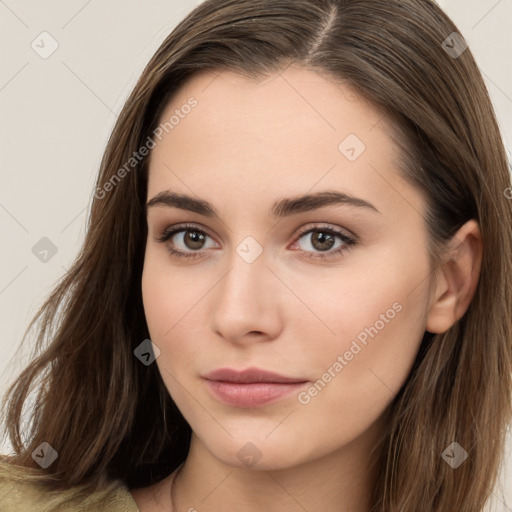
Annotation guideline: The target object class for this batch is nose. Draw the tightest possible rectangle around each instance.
[209,248,284,346]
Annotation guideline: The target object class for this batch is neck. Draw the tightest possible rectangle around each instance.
[171,420,386,512]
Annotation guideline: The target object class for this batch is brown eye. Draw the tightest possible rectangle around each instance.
[156,224,217,259]
[297,228,345,253]
[293,225,356,260]
[182,230,207,250]
[310,231,336,251]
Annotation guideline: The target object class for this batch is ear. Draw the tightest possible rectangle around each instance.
[426,219,483,334]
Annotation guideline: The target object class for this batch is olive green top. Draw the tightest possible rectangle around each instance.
[0,474,140,512]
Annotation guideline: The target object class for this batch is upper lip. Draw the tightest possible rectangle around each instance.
[203,367,307,384]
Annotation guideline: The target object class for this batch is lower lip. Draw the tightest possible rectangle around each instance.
[204,379,308,408]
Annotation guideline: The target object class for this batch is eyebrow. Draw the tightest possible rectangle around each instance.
[146,190,380,218]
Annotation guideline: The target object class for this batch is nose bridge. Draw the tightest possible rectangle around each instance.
[210,241,282,341]
[218,246,269,316]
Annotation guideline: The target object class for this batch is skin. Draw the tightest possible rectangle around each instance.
[133,65,482,511]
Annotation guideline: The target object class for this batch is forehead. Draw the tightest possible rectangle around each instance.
[154,66,386,147]
[146,66,425,221]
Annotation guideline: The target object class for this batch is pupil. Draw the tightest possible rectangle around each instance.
[185,231,205,249]
[312,232,334,251]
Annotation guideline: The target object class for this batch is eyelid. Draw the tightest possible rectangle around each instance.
[155,222,356,242]
[155,222,215,243]
[294,222,357,241]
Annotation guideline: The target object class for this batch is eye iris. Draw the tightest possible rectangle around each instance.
[184,230,206,250]
[311,231,335,251]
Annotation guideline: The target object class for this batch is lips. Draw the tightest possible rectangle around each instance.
[202,367,308,408]
[203,367,307,384]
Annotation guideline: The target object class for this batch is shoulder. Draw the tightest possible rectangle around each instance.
[0,459,139,512]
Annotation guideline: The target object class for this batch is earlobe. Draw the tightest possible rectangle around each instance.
[425,220,483,334]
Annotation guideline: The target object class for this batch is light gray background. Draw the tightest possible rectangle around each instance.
[1,0,511,508]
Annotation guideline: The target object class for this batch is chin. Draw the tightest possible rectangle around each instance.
[198,431,313,471]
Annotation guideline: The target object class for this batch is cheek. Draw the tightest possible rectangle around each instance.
[295,246,430,422]
[288,289,427,464]
[141,251,207,393]
[141,249,209,340]
[289,242,428,348]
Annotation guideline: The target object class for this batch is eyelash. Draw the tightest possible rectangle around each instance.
[155,222,357,260]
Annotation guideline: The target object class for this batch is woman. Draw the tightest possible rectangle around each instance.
[1,0,511,510]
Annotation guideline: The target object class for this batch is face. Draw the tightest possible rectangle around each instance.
[142,65,433,471]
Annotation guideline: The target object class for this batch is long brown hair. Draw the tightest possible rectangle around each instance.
[1,0,511,510]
